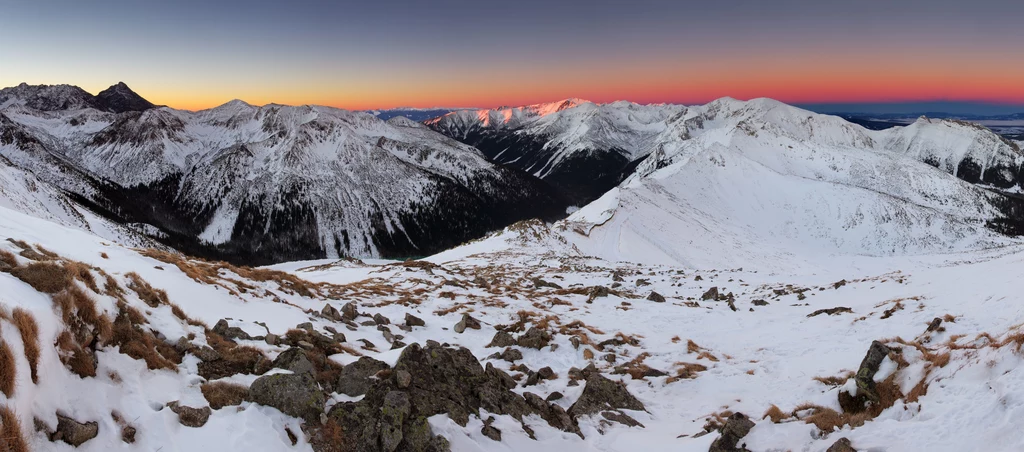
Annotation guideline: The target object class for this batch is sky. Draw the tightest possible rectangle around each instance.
[2,0,1024,111]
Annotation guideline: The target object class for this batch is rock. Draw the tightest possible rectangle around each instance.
[647,291,666,303]
[567,373,645,419]
[374,313,391,325]
[516,327,552,349]
[694,275,703,281]
[926,317,943,332]
[807,307,853,317]
[396,370,412,389]
[833,279,848,289]
[297,340,315,350]
[391,340,407,350]
[481,424,502,441]
[532,277,562,290]
[501,348,523,362]
[839,340,892,413]
[701,287,720,301]
[341,302,359,320]
[121,425,136,443]
[174,337,192,354]
[567,380,579,387]
[751,299,769,306]
[213,319,253,341]
[168,402,212,428]
[331,332,346,343]
[537,366,555,380]
[709,412,755,452]
[586,286,611,302]
[601,410,644,427]
[297,322,314,332]
[321,304,342,321]
[635,278,650,286]
[827,437,857,452]
[525,371,541,387]
[546,392,564,402]
[265,333,279,345]
[381,391,411,452]
[250,373,325,423]
[454,313,481,333]
[486,330,516,348]
[326,342,580,451]
[52,414,98,447]
[405,313,425,327]
[603,354,617,363]
[523,392,580,435]
[271,347,315,376]
[570,336,581,349]
[337,357,391,396]
[611,270,624,282]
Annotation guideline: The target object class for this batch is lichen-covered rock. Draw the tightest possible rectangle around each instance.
[337,356,390,396]
[486,330,516,348]
[213,319,252,341]
[272,347,315,376]
[168,402,212,428]
[517,327,552,349]
[249,373,325,423]
[567,372,645,419]
[839,340,892,413]
[708,412,754,452]
[51,414,99,447]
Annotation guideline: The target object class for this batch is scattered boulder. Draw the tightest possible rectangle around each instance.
[405,313,425,328]
[532,277,562,290]
[833,280,848,289]
[337,357,390,396]
[296,322,314,332]
[647,291,666,303]
[567,372,645,419]
[751,299,769,306]
[396,370,412,389]
[635,278,650,287]
[168,402,212,428]
[213,319,253,341]
[546,392,564,402]
[601,410,644,427]
[481,424,502,441]
[701,287,720,301]
[807,307,853,317]
[839,340,891,413]
[271,347,315,376]
[322,304,342,321]
[487,330,516,348]
[501,348,523,362]
[341,302,360,321]
[265,333,279,346]
[374,313,391,325]
[250,372,325,423]
[516,327,552,349]
[709,412,755,452]
[611,270,624,282]
[926,317,943,332]
[454,313,481,333]
[587,286,612,302]
[827,437,857,452]
[51,414,99,447]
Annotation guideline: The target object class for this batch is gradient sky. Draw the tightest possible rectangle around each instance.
[3,0,1024,111]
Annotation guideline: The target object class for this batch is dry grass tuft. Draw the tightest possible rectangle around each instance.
[126,272,168,307]
[793,404,871,432]
[0,340,15,397]
[57,331,96,378]
[666,362,708,383]
[0,249,16,272]
[201,382,250,409]
[812,371,853,387]
[11,309,39,384]
[686,340,701,354]
[0,405,28,452]
[110,309,179,371]
[138,248,322,298]
[64,261,99,293]
[763,404,786,423]
[10,262,72,293]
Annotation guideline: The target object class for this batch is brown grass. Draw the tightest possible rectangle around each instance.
[11,309,39,384]
[666,362,708,383]
[0,249,16,272]
[0,405,27,452]
[64,261,99,293]
[686,340,701,354]
[138,248,322,298]
[0,340,15,397]
[110,309,179,371]
[308,418,346,452]
[762,405,786,423]
[10,262,72,293]
[793,404,872,432]
[57,331,96,378]
[696,351,719,362]
[126,272,168,307]
[812,371,853,387]
[201,382,250,409]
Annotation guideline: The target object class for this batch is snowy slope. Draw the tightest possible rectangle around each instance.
[0,85,567,264]
[427,99,686,203]
[556,97,1022,270]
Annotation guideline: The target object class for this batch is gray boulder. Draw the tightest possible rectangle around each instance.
[250,373,325,423]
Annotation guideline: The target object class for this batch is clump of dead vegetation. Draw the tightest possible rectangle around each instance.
[11,309,40,384]
[201,382,250,409]
[0,338,16,398]
[138,248,324,298]
[0,405,28,452]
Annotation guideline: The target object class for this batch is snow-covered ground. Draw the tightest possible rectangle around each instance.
[2,202,1023,451]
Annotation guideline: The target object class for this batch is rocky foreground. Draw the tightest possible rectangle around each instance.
[1,211,1023,451]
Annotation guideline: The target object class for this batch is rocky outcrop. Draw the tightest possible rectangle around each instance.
[249,373,325,423]
[337,357,390,397]
[839,341,891,413]
[567,372,645,419]
[708,412,755,452]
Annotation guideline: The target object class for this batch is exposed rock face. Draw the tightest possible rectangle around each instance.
[51,414,99,447]
[272,347,315,376]
[168,402,212,428]
[708,412,755,452]
[567,372,645,419]
[249,373,325,423]
[322,342,580,452]
[839,340,892,413]
[93,82,156,113]
[336,357,390,397]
